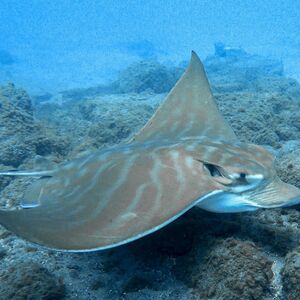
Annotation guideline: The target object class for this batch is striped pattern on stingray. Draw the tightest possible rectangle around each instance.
[0,51,299,252]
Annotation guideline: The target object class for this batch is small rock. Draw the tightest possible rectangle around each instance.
[0,262,65,300]
[90,279,105,291]
[0,246,6,259]
[116,60,183,93]
[276,148,300,189]
[175,238,273,300]
[123,275,153,293]
[282,248,300,300]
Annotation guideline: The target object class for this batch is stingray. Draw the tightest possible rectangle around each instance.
[0,52,300,252]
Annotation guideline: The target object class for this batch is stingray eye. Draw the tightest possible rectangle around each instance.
[203,163,223,177]
[236,172,248,184]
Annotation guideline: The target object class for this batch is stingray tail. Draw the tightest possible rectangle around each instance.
[0,169,54,208]
[0,170,54,177]
[0,155,58,177]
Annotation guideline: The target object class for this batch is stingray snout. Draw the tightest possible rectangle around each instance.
[248,177,300,209]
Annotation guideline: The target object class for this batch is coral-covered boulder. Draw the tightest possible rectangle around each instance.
[117,60,183,93]
[0,262,65,300]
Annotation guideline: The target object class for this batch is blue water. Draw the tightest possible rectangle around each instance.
[0,0,300,94]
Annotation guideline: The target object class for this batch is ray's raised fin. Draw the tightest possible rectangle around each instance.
[129,51,237,143]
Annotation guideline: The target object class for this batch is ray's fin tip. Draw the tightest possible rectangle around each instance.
[191,50,200,60]
[189,50,204,71]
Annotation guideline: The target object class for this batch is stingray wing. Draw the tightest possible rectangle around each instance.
[0,147,217,251]
[0,51,232,251]
[130,51,237,143]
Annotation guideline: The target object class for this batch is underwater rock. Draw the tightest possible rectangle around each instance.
[216,92,300,147]
[35,94,161,154]
[238,209,300,255]
[1,82,33,112]
[205,49,284,93]
[254,77,300,102]
[32,92,53,104]
[31,133,70,157]
[282,248,300,300]
[88,122,131,144]
[276,148,300,189]
[0,84,36,167]
[278,140,300,155]
[0,165,11,190]
[208,51,283,78]
[0,83,69,167]
[116,60,183,93]
[60,82,119,102]
[0,246,7,259]
[214,42,248,58]
[175,238,273,300]
[0,262,65,299]
[122,275,155,293]
[77,101,102,121]
[0,140,33,168]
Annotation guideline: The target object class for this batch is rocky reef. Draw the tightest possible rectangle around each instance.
[0,83,69,168]
[0,52,300,299]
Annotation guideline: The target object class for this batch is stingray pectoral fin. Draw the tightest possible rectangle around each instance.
[0,148,215,252]
[0,194,203,252]
[248,177,300,208]
[129,51,237,143]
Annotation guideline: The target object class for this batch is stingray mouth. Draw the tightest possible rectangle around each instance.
[197,177,300,213]
[246,177,300,208]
